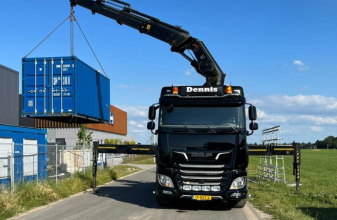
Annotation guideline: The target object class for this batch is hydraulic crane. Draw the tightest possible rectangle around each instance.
[70,0,225,86]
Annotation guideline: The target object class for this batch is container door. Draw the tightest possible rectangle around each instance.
[0,138,12,180]
[49,58,75,115]
[23,59,49,115]
[23,139,38,177]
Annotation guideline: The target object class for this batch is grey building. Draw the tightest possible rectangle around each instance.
[19,95,35,127]
[0,64,19,126]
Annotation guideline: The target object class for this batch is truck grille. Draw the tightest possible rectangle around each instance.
[179,164,224,168]
[174,163,231,190]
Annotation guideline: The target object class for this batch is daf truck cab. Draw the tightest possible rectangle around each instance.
[148,85,258,208]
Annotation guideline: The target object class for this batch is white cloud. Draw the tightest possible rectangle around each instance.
[293,60,309,71]
[131,129,148,133]
[309,126,323,132]
[298,66,309,71]
[185,68,196,76]
[116,104,148,118]
[246,93,337,143]
[250,94,337,115]
[116,104,151,143]
[298,115,337,125]
[293,60,304,66]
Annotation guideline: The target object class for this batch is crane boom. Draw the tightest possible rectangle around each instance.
[70,0,225,86]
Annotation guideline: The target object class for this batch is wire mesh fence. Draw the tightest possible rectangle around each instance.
[0,143,119,191]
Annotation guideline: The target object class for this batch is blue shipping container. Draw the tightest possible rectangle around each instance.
[0,124,47,185]
[22,56,110,123]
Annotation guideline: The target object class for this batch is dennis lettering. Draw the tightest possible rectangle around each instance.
[186,87,218,92]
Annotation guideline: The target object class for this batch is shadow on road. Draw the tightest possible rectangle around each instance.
[92,170,232,212]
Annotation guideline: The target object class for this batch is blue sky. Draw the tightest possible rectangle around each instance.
[1,0,336,144]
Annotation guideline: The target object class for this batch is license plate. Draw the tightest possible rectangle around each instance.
[192,195,212,201]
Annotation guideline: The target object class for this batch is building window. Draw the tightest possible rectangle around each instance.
[110,113,114,125]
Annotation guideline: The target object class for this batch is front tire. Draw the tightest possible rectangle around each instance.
[229,198,247,208]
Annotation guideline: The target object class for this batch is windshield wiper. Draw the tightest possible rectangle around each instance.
[216,126,239,133]
[205,125,216,133]
[172,124,191,132]
[183,124,192,132]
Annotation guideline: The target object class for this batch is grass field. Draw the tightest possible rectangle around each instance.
[247,149,337,220]
[122,155,155,164]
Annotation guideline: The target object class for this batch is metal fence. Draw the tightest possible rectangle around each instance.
[0,143,121,191]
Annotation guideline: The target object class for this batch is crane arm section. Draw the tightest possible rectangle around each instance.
[70,0,225,86]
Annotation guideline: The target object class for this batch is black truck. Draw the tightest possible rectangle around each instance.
[70,0,259,208]
[147,85,258,207]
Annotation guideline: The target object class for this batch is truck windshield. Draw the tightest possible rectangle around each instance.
[160,105,245,128]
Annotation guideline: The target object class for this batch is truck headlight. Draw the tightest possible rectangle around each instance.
[158,174,174,188]
[230,177,246,190]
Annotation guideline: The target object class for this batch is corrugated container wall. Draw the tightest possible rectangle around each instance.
[0,124,47,185]
[22,56,110,123]
[0,64,19,126]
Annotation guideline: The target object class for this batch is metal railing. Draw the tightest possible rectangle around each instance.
[0,143,119,191]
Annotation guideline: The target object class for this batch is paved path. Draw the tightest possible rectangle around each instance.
[13,166,265,220]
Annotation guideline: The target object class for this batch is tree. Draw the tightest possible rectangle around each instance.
[147,134,156,145]
[77,124,93,148]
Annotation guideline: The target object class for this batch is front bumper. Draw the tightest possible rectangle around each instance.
[156,184,248,202]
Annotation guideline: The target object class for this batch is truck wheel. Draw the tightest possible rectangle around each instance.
[156,195,171,206]
[229,198,247,208]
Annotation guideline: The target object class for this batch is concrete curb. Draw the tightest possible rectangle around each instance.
[243,202,274,220]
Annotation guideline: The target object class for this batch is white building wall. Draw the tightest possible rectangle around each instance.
[47,128,136,147]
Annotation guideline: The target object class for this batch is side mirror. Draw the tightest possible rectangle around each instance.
[148,106,156,120]
[249,122,258,130]
[249,106,257,121]
[147,121,155,130]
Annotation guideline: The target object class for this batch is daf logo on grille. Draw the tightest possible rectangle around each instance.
[191,153,212,157]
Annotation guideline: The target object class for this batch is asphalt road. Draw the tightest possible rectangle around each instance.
[13,165,262,220]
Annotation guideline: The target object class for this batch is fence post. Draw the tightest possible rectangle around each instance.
[83,145,85,172]
[10,142,15,193]
[55,144,58,185]
[91,142,98,193]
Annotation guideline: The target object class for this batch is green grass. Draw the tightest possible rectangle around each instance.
[122,155,155,164]
[0,165,141,220]
[247,149,337,220]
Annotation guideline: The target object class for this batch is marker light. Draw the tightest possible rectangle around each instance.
[211,186,221,192]
[173,87,179,94]
[225,86,232,94]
